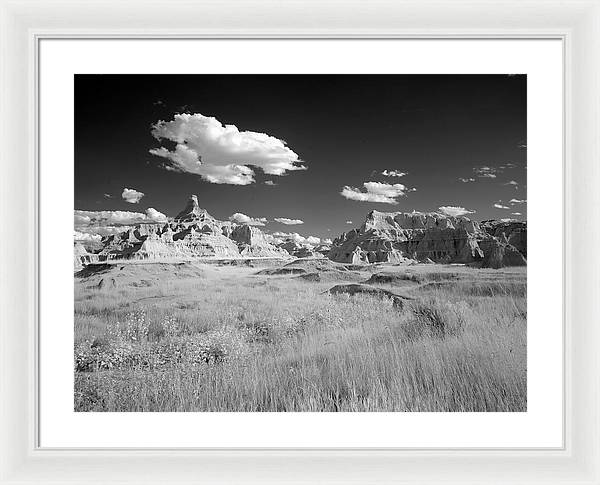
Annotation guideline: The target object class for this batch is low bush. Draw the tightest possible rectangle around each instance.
[74,312,249,372]
[406,298,469,339]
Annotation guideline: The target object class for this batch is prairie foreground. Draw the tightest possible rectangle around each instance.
[74,259,526,412]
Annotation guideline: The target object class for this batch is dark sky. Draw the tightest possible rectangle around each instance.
[75,74,526,239]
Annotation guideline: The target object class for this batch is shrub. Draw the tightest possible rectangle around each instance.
[74,312,249,372]
[406,298,468,339]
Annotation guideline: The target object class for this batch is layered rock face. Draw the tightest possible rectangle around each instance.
[278,240,327,259]
[230,225,290,258]
[278,240,326,259]
[75,195,290,266]
[328,210,526,268]
[174,195,213,223]
[481,220,527,258]
[73,242,98,270]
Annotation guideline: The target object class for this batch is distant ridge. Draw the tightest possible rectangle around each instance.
[328,210,526,268]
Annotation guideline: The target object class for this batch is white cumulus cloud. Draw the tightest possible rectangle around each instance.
[494,203,510,209]
[122,188,145,204]
[77,226,134,237]
[149,113,306,185]
[274,217,304,225]
[458,177,475,183]
[145,207,168,222]
[74,208,167,227]
[473,166,499,178]
[229,212,268,226]
[381,169,407,177]
[272,231,320,246]
[74,231,102,242]
[510,198,526,204]
[511,212,522,216]
[340,181,412,204]
[345,220,353,224]
[438,206,475,217]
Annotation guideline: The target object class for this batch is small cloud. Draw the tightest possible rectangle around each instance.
[229,212,267,226]
[264,180,277,186]
[145,208,167,222]
[271,231,320,246]
[153,100,165,106]
[494,203,510,209]
[74,230,102,242]
[518,143,527,148]
[103,193,112,198]
[122,188,145,204]
[381,170,407,177]
[82,226,135,237]
[345,220,353,224]
[458,178,475,183]
[504,180,519,189]
[473,166,500,178]
[511,212,522,216]
[340,181,413,205]
[509,198,526,204]
[74,208,167,228]
[274,217,304,225]
[438,206,475,217]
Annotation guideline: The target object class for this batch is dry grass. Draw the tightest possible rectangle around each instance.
[74,262,526,412]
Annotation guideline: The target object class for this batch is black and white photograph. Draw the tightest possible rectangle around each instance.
[73,74,527,412]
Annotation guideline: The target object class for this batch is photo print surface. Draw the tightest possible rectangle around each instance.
[74,74,527,412]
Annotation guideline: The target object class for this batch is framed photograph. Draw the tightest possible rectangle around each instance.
[1,1,598,484]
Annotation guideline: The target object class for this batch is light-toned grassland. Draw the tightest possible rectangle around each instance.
[74,261,526,412]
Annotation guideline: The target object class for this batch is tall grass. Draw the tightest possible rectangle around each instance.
[74,265,526,412]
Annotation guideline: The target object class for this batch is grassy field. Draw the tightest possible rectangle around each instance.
[74,259,526,412]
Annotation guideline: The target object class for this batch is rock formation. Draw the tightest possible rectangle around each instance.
[73,242,97,270]
[278,240,325,259]
[230,225,289,258]
[328,210,526,268]
[481,220,527,258]
[326,283,413,309]
[75,198,527,270]
[74,195,290,268]
[174,195,212,223]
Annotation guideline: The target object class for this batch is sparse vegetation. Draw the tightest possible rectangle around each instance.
[74,262,526,412]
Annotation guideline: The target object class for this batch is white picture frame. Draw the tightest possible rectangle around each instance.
[0,0,598,483]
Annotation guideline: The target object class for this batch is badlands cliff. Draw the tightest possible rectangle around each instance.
[328,210,526,269]
[75,197,527,270]
[74,195,289,269]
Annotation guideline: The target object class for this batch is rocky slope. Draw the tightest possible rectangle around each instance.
[328,210,526,268]
[75,199,527,269]
[74,195,288,268]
